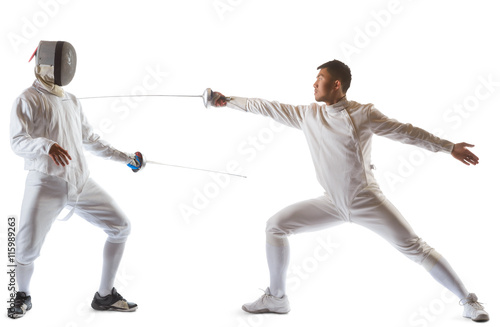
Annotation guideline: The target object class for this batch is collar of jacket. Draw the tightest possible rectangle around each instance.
[32,79,62,97]
[325,97,348,114]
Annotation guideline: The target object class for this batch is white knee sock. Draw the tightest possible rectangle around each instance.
[98,241,126,297]
[16,262,35,295]
[424,251,469,300]
[266,234,290,298]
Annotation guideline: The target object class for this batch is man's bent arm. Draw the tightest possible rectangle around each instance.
[10,98,56,159]
[80,106,133,164]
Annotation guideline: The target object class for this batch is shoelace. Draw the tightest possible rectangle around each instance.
[257,288,273,301]
[14,296,28,307]
[460,298,485,310]
[258,288,269,296]
[469,301,485,310]
[14,299,24,307]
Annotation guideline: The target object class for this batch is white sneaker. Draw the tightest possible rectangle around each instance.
[460,293,489,322]
[242,288,290,314]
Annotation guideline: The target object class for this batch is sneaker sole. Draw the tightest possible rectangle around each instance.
[8,312,26,319]
[91,303,138,312]
[241,305,289,314]
[464,314,489,322]
[472,314,490,322]
[8,314,23,319]
[7,303,32,319]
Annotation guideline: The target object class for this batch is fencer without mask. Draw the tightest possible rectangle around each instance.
[34,41,77,86]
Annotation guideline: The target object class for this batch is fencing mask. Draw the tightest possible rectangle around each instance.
[30,40,77,86]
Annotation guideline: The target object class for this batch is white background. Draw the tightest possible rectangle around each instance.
[1,1,499,326]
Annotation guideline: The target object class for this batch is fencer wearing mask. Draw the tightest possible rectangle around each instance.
[9,40,143,319]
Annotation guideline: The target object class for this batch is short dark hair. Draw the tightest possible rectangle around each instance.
[317,60,352,93]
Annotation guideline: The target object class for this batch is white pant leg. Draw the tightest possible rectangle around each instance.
[265,195,345,297]
[16,171,69,294]
[17,171,69,265]
[70,178,131,294]
[266,195,345,242]
[350,188,468,299]
[349,189,434,264]
[71,178,131,243]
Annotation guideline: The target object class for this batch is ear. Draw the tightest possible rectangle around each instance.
[333,80,342,91]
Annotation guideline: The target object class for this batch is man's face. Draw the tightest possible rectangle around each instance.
[313,68,339,105]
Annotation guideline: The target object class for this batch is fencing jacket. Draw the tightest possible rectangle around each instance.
[10,80,133,195]
[227,97,454,220]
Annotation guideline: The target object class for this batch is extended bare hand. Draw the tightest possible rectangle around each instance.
[212,92,228,107]
[451,142,479,166]
[49,143,72,166]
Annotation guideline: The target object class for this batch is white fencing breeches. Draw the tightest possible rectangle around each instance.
[265,193,468,299]
[266,193,433,262]
[16,171,131,266]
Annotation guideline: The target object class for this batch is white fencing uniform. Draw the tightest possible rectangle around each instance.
[11,80,132,195]
[11,80,134,275]
[227,97,469,300]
